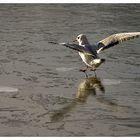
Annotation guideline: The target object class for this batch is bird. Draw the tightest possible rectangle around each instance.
[49,32,140,76]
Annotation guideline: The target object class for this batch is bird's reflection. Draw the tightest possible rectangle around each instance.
[51,76,105,122]
[50,75,128,122]
[76,76,105,102]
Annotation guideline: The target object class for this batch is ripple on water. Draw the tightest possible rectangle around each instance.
[103,79,121,85]
[56,67,78,72]
[0,86,18,92]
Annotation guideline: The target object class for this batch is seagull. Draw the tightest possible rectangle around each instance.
[49,32,140,76]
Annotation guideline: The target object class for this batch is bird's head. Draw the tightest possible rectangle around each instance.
[73,34,89,45]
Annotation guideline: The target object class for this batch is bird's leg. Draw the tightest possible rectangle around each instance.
[94,71,97,77]
[84,72,88,78]
[79,65,89,78]
[79,65,89,72]
[89,67,97,77]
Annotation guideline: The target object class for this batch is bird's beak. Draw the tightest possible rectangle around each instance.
[73,39,77,42]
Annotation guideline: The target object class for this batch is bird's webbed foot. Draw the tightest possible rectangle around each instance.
[79,66,89,78]
[89,67,96,71]
[79,66,88,72]
[79,68,87,72]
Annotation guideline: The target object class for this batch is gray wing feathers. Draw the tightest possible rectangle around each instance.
[61,43,97,57]
[60,43,86,53]
[49,41,84,52]
[97,32,140,53]
[49,41,96,57]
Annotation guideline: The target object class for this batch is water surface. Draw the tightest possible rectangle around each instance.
[0,4,140,136]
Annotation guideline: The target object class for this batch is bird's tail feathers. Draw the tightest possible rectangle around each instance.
[93,58,105,64]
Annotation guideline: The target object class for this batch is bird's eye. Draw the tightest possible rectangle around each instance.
[77,37,80,39]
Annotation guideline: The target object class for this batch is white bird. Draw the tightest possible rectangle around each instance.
[49,32,140,75]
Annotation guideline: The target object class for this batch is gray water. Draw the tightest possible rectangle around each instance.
[0,4,140,136]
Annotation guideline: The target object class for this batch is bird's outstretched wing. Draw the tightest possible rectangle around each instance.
[49,42,96,57]
[97,32,140,54]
